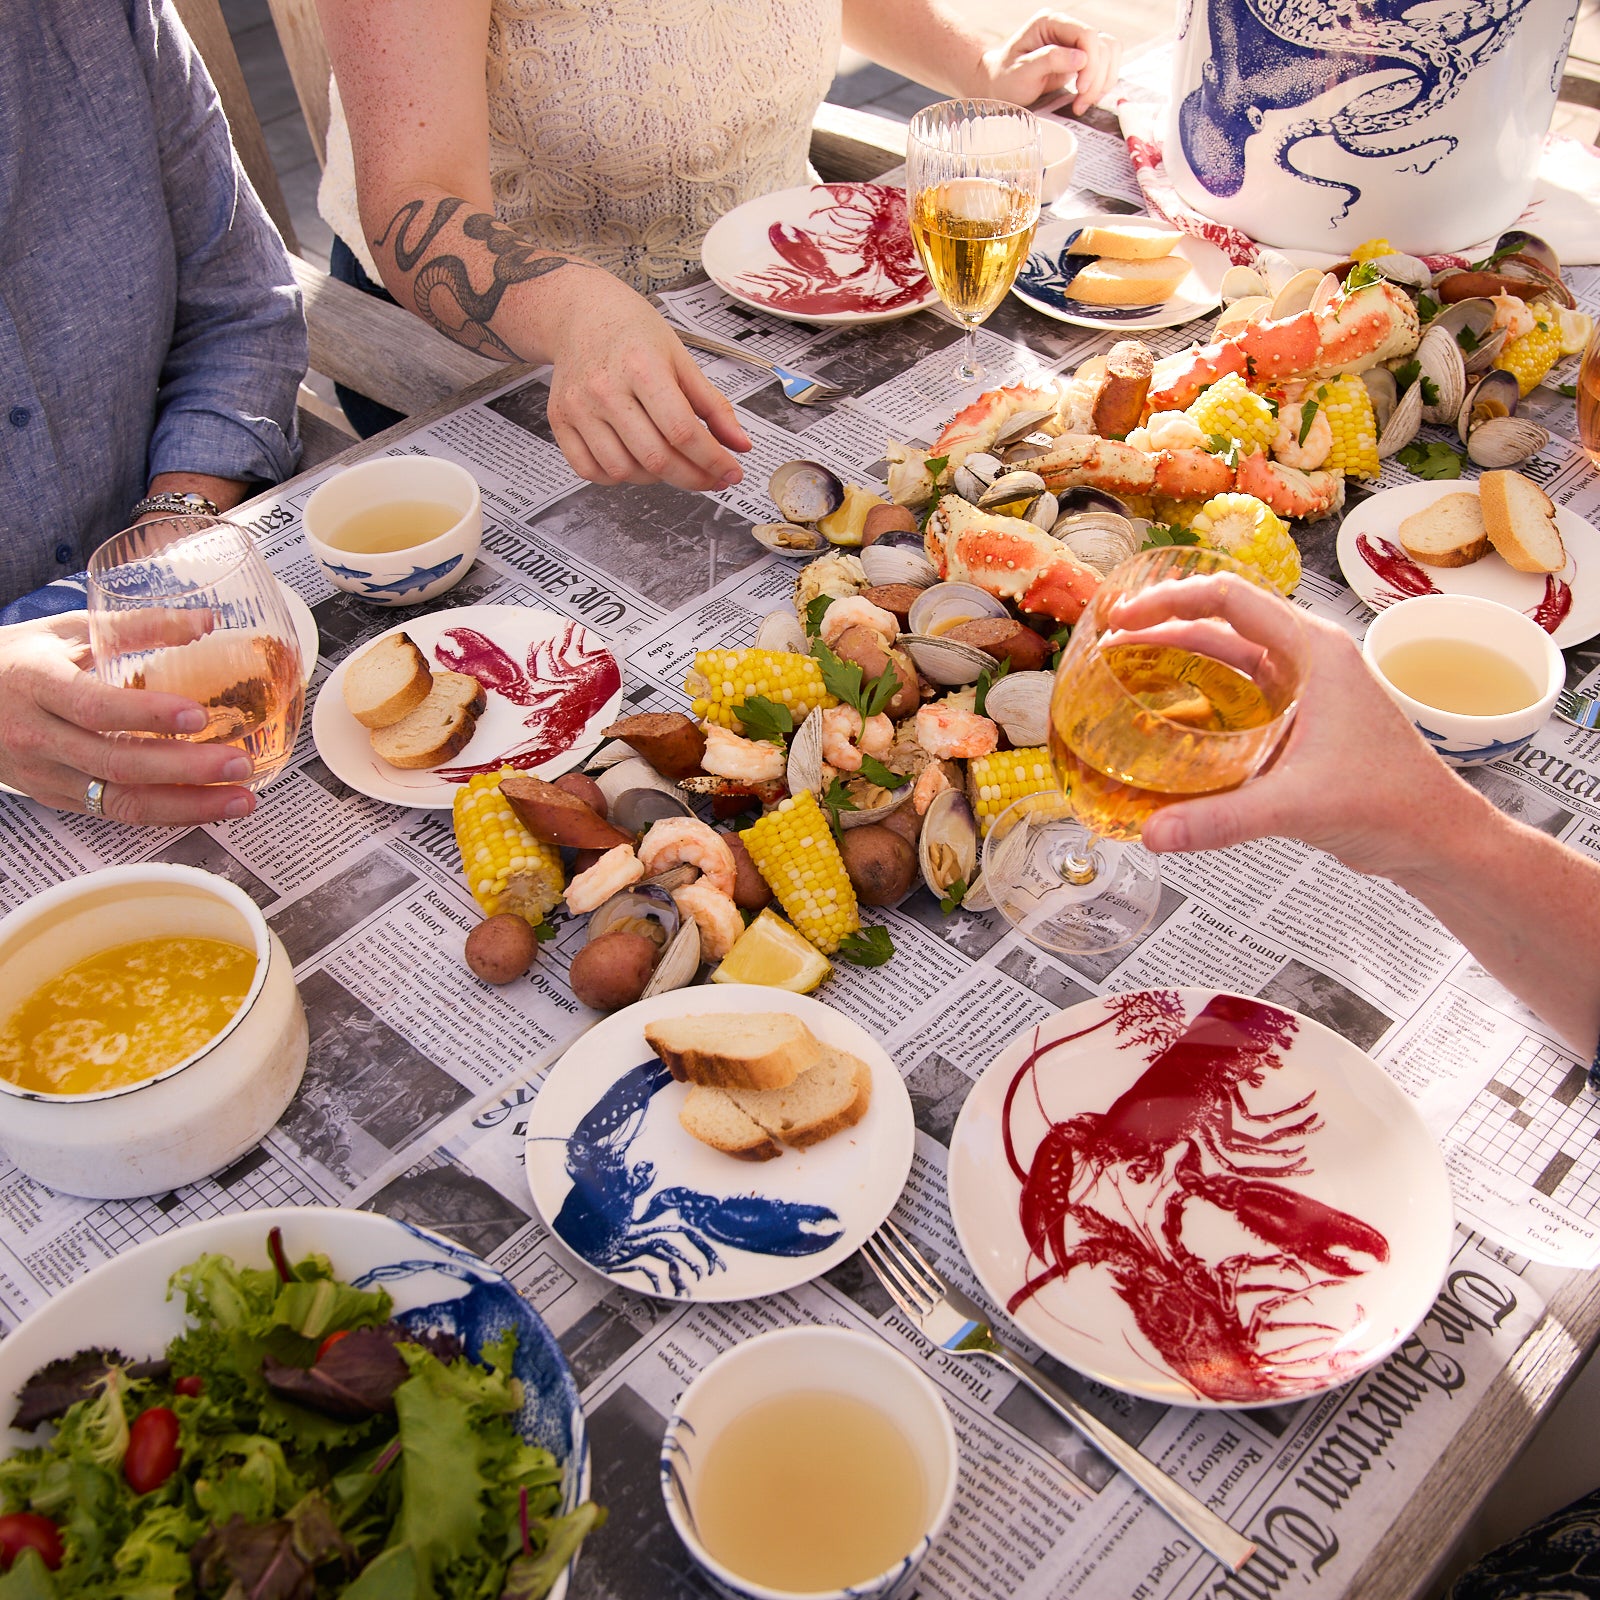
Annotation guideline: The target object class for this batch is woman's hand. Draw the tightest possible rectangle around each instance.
[0,615,257,824]
[978,11,1122,113]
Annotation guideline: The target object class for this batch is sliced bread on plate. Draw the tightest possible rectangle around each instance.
[645,1011,821,1091]
[1069,256,1188,307]
[369,671,486,769]
[1480,470,1565,573]
[1065,222,1182,261]
[723,1045,874,1149]
[343,632,433,728]
[1397,492,1489,567]
[678,1086,782,1161]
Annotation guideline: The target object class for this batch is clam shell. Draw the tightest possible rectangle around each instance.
[1001,440,1051,465]
[1269,267,1330,320]
[1416,324,1466,424]
[900,634,996,686]
[1219,264,1268,303]
[982,670,1053,747]
[641,921,702,998]
[918,788,978,900]
[952,464,989,504]
[769,460,845,524]
[753,609,808,654]
[994,407,1058,447]
[600,762,698,832]
[751,521,824,556]
[838,775,914,828]
[960,452,1005,489]
[1362,366,1398,431]
[1215,295,1272,335]
[596,756,678,809]
[584,738,637,772]
[859,540,938,590]
[1496,229,1560,278]
[786,707,824,797]
[1369,251,1432,289]
[907,582,1009,638]
[1457,368,1521,446]
[978,470,1048,510]
[1056,486,1130,518]
[1376,380,1423,458]
[1052,511,1140,575]
[1025,490,1059,530]
[1256,249,1299,296]
[643,864,699,892]
[588,883,681,945]
[1430,298,1508,374]
[1466,415,1550,468]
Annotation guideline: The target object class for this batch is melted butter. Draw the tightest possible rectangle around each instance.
[0,937,256,1095]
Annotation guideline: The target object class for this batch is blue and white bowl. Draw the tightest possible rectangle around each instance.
[0,1206,591,1600]
[1363,592,1563,767]
[660,1327,958,1600]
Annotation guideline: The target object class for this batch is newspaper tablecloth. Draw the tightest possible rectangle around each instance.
[2,126,1600,1600]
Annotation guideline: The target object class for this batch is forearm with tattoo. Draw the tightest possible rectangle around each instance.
[372,197,598,359]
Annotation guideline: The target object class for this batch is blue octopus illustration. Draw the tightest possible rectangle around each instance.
[551,1061,845,1296]
[1179,0,1538,222]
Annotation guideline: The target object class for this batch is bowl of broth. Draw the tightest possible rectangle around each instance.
[1362,592,1563,766]
[0,865,308,1198]
[660,1326,959,1600]
[302,456,481,607]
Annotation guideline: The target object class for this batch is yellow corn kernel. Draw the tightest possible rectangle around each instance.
[452,769,564,922]
[738,791,860,953]
[1151,497,1206,530]
[1316,375,1380,479]
[968,748,1055,835]
[1494,317,1563,397]
[1191,492,1301,597]
[684,649,837,730]
[1186,372,1278,455]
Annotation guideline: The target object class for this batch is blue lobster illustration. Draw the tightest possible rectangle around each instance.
[552,1061,845,1296]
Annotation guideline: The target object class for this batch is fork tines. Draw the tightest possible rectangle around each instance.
[861,1219,942,1316]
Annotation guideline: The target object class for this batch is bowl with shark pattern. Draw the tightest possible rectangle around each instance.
[303,455,482,607]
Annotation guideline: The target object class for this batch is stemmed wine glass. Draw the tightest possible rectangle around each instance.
[981,546,1311,955]
[906,100,1042,385]
[88,515,305,789]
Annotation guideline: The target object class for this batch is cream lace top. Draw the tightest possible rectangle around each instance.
[319,0,841,293]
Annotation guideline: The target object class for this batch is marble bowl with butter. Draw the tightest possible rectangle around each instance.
[0,865,307,1199]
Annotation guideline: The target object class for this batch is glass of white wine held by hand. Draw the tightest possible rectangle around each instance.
[907,99,1042,385]
[88,516,305,790]
[982,546,1311,956]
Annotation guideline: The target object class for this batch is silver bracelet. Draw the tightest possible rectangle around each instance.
[129,491,220,521]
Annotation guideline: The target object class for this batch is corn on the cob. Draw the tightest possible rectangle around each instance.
[1185,372,1278,455]
[453,769,564,922]
[738,791,859,953]
[1316,376,1380,478]
[1191,492,1301,596]
[1349,238,1398,262]
[686,649,837,730]
[968,747,1055,835]
[1494,315,1563,397]
[1151,497,1206,530]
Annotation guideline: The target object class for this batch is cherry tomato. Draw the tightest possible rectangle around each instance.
[0,1512,64,1571]
[316,1329,352,1361]
[173,1375,204,1398]
[123,1406,181,1494]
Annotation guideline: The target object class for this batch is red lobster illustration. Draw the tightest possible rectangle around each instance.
[433,621,620,781]
[1003,992,1390,1403]
[735,184,930,316]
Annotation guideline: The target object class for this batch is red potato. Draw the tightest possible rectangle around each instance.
[721,831,772,910]
[465,914,540,984]
[501,773,631,850]
[602,713,708,780]
[552,771,608,817]
[840,826,917,905]
[862,503,919,546]
[830,627,920,720]
[569,930,658,1011]
[945,618,1050,673]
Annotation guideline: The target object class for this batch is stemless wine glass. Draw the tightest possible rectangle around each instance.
[88,515,305,789]
[981,546,1311,955]
[906,100,1042,385]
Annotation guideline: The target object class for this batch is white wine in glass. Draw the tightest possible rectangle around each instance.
[907,101,1042,385]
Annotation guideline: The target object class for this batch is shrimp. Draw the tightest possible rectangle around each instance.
[565,845,643,915]
[820,594,899,648]
[858,713,893,758]
[1270,400,1334,471]
[1126,410,1207,453]
[913,762,952,814]
[916,702,1000,760]
[1489,292,1535,341]
[637,818,738,898]
[701,722,786,783]
[671,882,745,963]
[1235,449,1343,520]
[822,707,866,771]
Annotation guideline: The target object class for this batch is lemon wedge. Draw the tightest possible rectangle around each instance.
[712,909,832,992]
[1556,307,1593,357]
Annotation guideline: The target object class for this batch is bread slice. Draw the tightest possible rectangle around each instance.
[1065,222,1183,261]
[1069,256,1188,307]
[344,632,432,728]
[1480,470,1566,573]
[644,1012,821,1092]
[369,671,486,769]
[724,1045,873,1149]
[679,1085,782,1161]
[1397,492,1490,567]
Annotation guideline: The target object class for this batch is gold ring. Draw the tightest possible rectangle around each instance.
[84,777,107,818]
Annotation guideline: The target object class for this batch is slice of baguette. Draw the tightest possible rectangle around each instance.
[1397,492,1490,568]
[724,1044,874,1149]
[1065,222,1183,261]
[644,1012,821,1092]
[369,671,486,769]
[1480,470,1565,573]
[343,632,433,729]
[1069,256,1188,307]
[679,1085,782,1161]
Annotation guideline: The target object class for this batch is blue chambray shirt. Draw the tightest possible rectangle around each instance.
[0,0,307,605]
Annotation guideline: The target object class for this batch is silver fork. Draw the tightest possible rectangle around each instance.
[668,327,845,405]
[1555,686,1600,729]
[861,1220,1257,1572]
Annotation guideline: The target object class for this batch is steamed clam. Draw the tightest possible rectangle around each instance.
[952,452,1004,503]
[751,520,824,556]
[770,460,845,524]
[753,609,809,654]
[977,471,1057,528]
[859,533,938,590]
[1457,368,1550,467]
[1415,323,1466,425]
[1051,510,1140,575]
[918,788,978,902]
[982,671,1053,747]
[1429,298,1508,374]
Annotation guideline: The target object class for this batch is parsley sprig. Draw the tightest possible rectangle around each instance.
[839,926,895,966]
[813,638,900,720]
[734,696,794,746]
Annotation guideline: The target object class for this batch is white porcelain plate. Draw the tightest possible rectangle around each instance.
[524,985,914,1301]
[0,1206,591,1600]
[701,183,939,325]
[312,604,623,809]
[948,988,1454,1408]
[1337,479,1600,647]
[1011,213,1229,331]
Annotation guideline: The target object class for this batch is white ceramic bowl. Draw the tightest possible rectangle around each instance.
[0,1207,591,1600]
[1362,592,1563,766]
[0,865,307,1198]
[302,455,482,606]
[1039,119,1079,204]
[660,1327,958,1600]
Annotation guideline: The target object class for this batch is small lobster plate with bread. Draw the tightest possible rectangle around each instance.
[523,986,914,1301]
[312,604,623,808]
[1337,474,1600,647]
[1012,213,1230,331]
